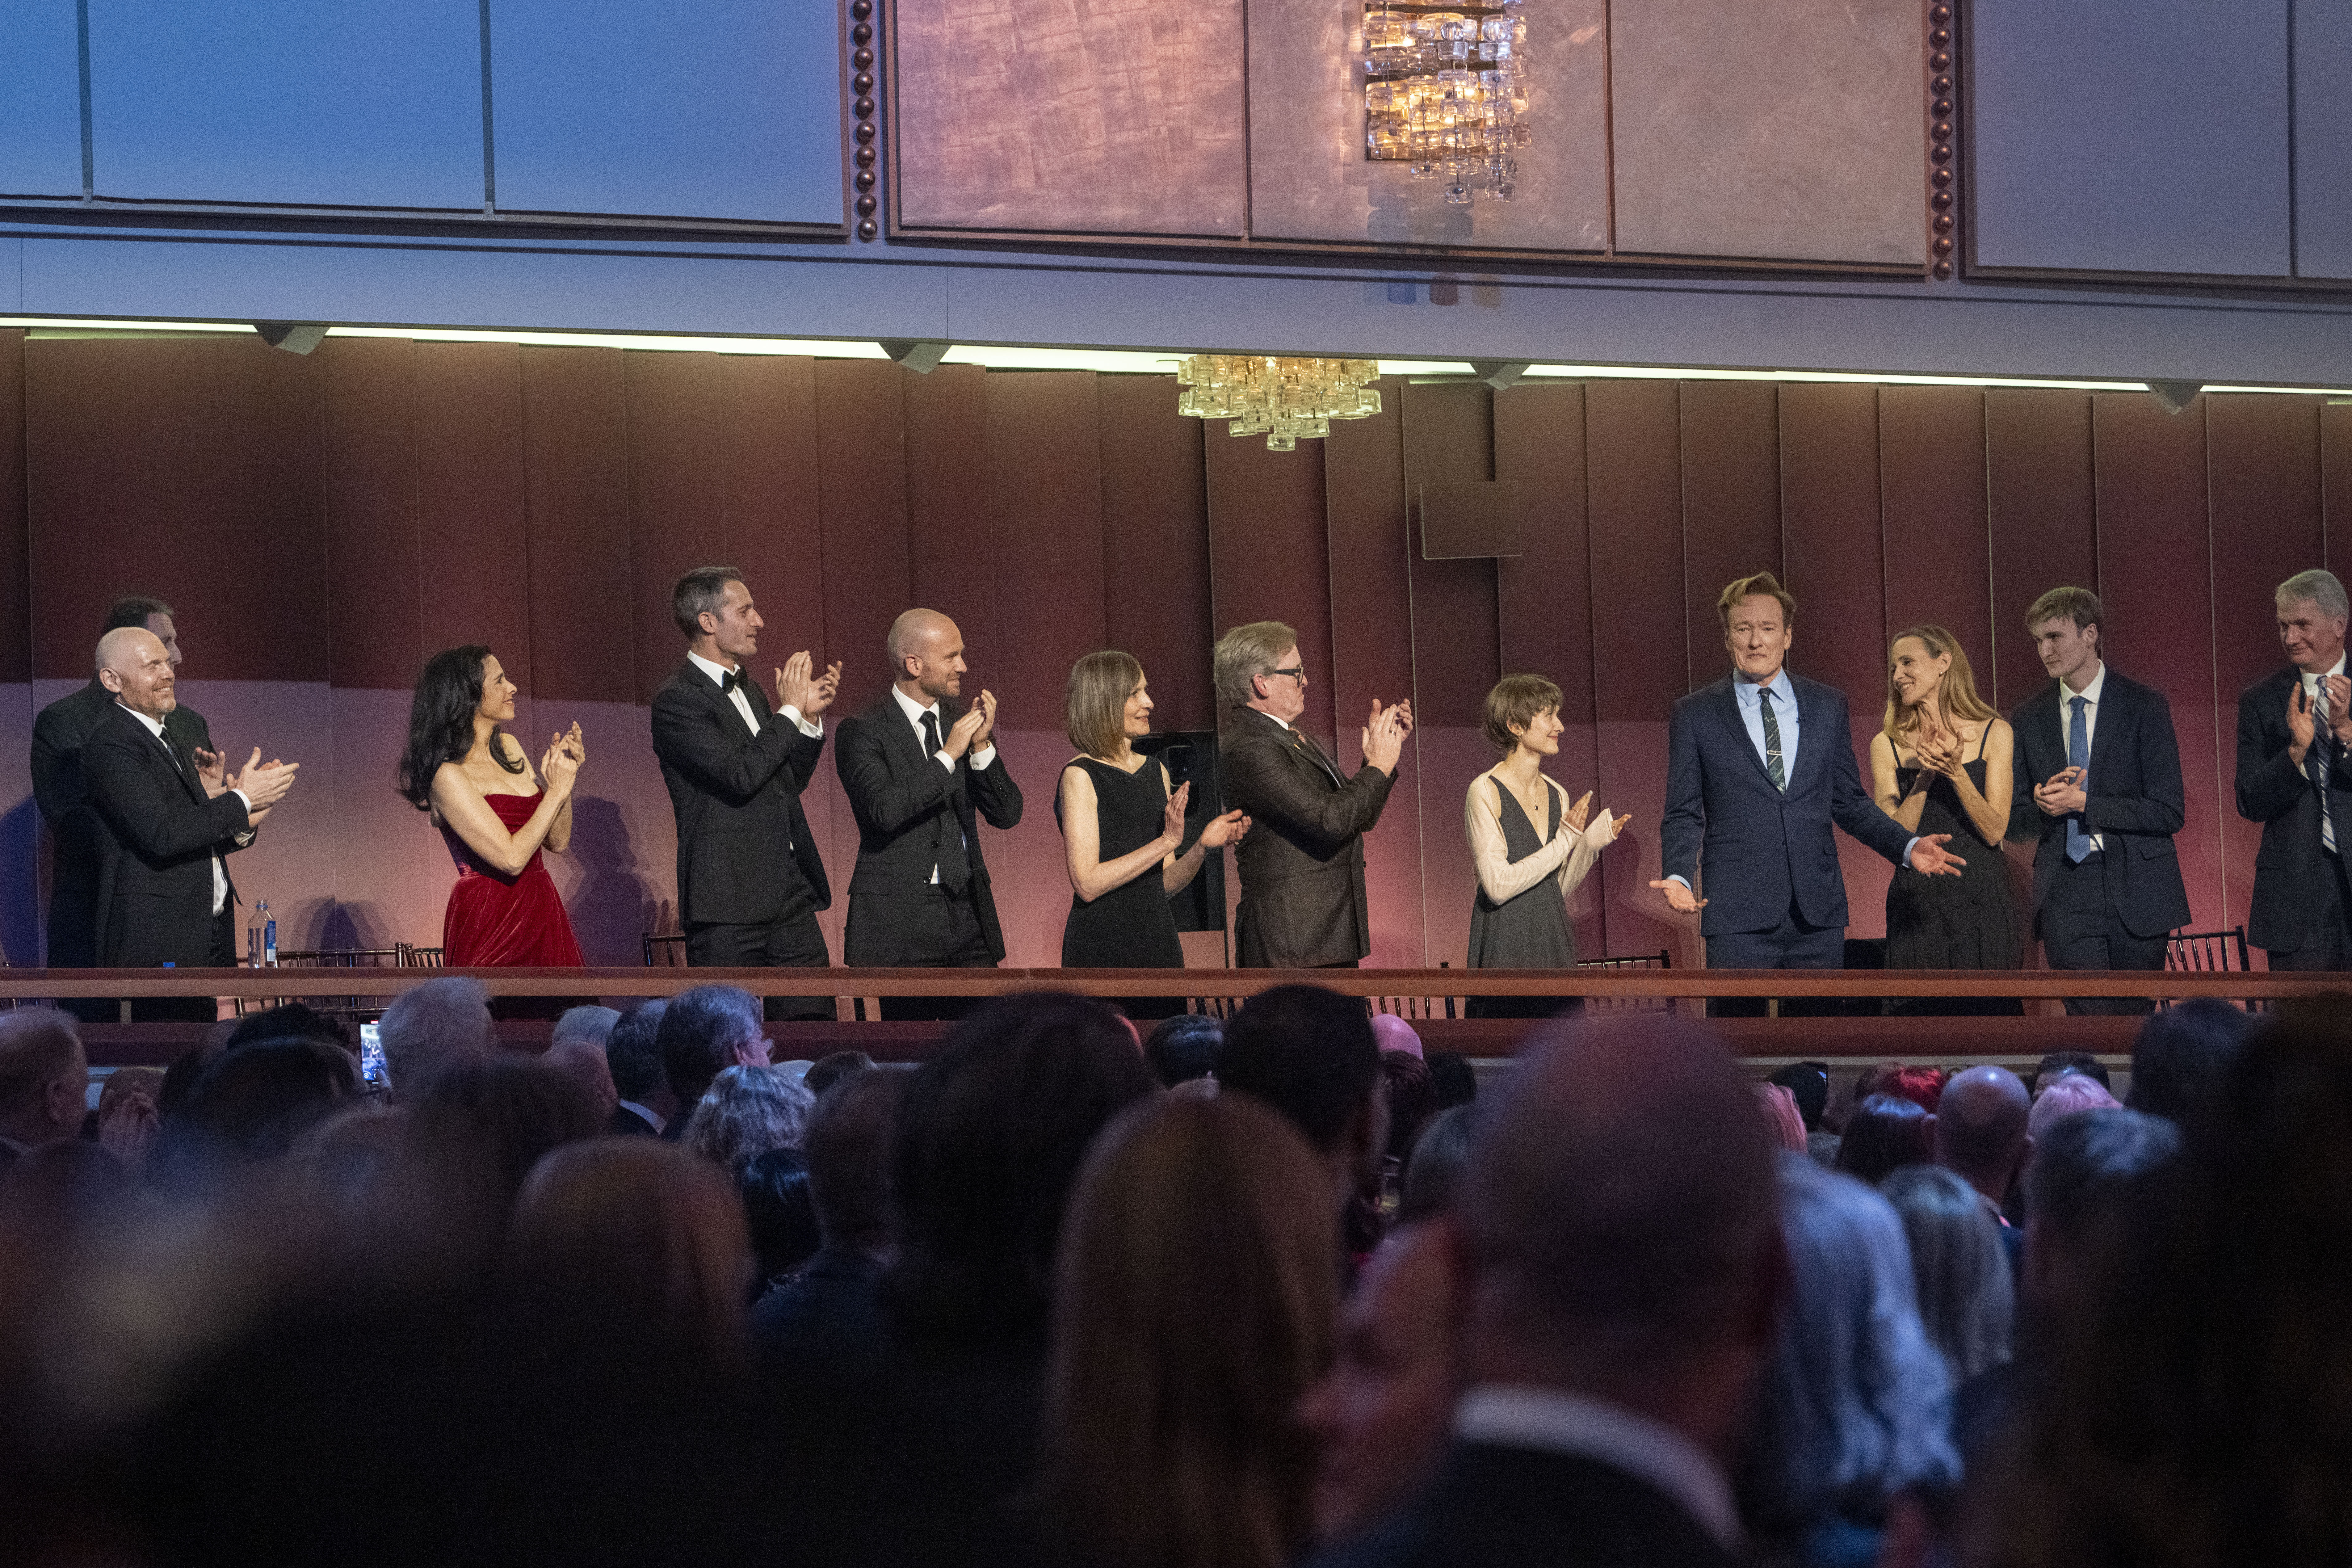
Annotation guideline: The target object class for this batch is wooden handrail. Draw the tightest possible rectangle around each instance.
[2,966,2343,1001]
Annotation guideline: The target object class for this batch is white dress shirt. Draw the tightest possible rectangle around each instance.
[1455,1385,1740,1551]
[2300,652,2346,852]
[686,650,821,740]
[890,684,993,885]
[118,703,248,915]
[2057,661,2107,852]
[1732,666,1801,781]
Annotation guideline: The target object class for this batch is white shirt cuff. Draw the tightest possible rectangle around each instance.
[232,789,252,812]
[1902,836,1920,865]
[780,705,822,739]
[971,744,997,770]
[1667,874,1691,891]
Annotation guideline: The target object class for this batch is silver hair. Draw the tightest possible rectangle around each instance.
[550,1005,621,1050]
[1879,1165,2014,1384]
[1212,621,1299,710]
[1743,1154,1960,1533]
[2277,568,2350,621]
[683,1064,816,1175]
[378,976,494,1103]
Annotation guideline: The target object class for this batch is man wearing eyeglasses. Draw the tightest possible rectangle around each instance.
[1215,620,1412,968]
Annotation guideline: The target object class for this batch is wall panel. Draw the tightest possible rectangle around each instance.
[0,1,84,199]
[322,337,426,693]
[1098,376,1213,734]
[720,355,830,673]
[414,343,531,692]
[1878,386,1991,664]
[813,360,913,717]
[521,347,634,705]
[904,365,997,696]
[1678,382,1781,691]
[1204,438,1336,745]
[623,351,727,704]
[2326,403,2352,570]
[0,330,28,683]
[1984,389,2096,710]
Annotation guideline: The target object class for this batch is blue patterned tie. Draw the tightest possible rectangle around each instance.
[1760,686,1786,792]
[2065,695,2092,863]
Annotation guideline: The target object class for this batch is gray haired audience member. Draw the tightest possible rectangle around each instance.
[542,1040,621,1125]
[605,999,671,1136]
[2126,997,2256,1130]
[657,986,770,1139]
[377,977,495,1103]
[2026,1071,2120,1140]
[2021,1107,2182,1319]
[1394,1102,1472,1223]
[551,1005,619,1050]
[1142,1014,1223,1089]
[0,1012,89,1165]
[683,1065,816,1176]
[1739,1156,1959,1566]
[1880,1165,2013,1385]
[750,1065,907,1364]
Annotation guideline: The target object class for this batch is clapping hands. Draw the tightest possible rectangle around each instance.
[1361,698,1413,773]
[777,652,844,721]
[1161,780,1251,853]
[1913,717,1962,779]
[539,729,582,795]
[2034,766,2088,818]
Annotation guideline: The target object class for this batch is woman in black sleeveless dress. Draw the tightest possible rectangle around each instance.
[1464,675,1629,1019]
[1870,626,2022,1011]
[1056,652,1249,1015]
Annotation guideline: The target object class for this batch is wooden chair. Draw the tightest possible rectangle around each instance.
[396,944,445,968]
[233,946,405,1022]
[643,932,688,968]
[1575,948,1674,1012]
[2165,927,2250,974]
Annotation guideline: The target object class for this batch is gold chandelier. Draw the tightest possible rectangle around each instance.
[1362,0,1528,203]
[1175,356,1382,451]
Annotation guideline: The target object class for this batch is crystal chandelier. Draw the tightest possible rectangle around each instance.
[1362,0,1528,203]
[1175,356,1383,452]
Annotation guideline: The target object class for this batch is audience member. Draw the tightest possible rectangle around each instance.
[148,1040,359,1190]
[657,985,771,1137]
[1141,1014,1223,1088]
[549,1004,619,1051]
[2022,1049,2107,1095]
[1879,1066,1948,1112]
[1425,1052,1477,1110]
[1771,1061,1840,1168]
[1218,985,1387,1222]
[94,1064,164,1171]
[1369,1013,1424,1060]
[1312,1014,1780,1568]
[2125,996,2255,1130]
[156,1039,219,1121]
[682,1062,815,1174]
[1297,1221,1462,1545]
[2017,1107,2180,1324]
[1740,1156,1958,1568]
[540,1038,620,1123]
[391,1056,601,1266]
[292,1103,405,1208]
[1834,1094,1935,1186]
[604,998,671,1135]
[1396,1103,1473,1224]
[753,1065,906,1360]
[0,1012,89,1169]
[1041,1094,1337,1568]
[377,976,495,1103]
[1880,1166,2013,1386]
[1381,1049,1440,1167]
[2024,1070,2119,1140]
[772,992,1157,1568]
[805,1048,877,1097]
[1756,1083,1809,1153]
[1934,1065,2032,1225]
[740,1146,821,1286]
[222,1003,350,1054]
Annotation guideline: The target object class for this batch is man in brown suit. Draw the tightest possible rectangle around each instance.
[1215,620,1412,967]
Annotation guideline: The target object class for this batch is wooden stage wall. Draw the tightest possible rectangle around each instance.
[0,330,2344,974]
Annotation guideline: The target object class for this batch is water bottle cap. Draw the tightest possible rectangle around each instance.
[161,961,175,967]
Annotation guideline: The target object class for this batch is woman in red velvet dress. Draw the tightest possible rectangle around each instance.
[395,645,586,969]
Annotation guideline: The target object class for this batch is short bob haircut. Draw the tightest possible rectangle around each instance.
[1066,650,1147,759]
[1718,570,1796,628]
[671,566,744,640]
[1213,621,1299,710]
[2026,585,2104,638]
[1481,673,1564,753]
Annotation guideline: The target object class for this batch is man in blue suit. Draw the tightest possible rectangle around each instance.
[1654,572,1964,1012]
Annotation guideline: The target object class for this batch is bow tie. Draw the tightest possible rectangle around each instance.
[720,670,744,696]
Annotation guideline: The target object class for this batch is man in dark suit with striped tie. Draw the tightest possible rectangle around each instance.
[2234,569,2352,971]
[1215,620,1412,969]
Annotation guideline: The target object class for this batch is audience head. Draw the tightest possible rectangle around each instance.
[657,985,768,1115]
[1742,1157,1958,1543]
[1367,1012,1423,1061]
[1755,1083,1809,1153]
[1425,1052,1477,1109]
[1879,1165,2013,1384]
[1213,620,1303,714]
[1141,1014,1222,1088]
[803,1049,875,1098]
[541,1039,620,1120]
[1044,1093,1338,1568]
[1065,649,1149,756]
[2021,1107,2180,1316]
[223,1003,350,1054]
[604,999,670,1107]
[1768,1061,1832,1132]
[1934,1064,2031,1204]
[157,1041,220,1122]
[1380,1049,1439,1167]
[887,992,1156,1345]
[738,1148,820,1283]
[1219,985,1385,1209]
[1836,1093,1936,1186]
[0,1012,89,1150]
[1297,1220,1463,1542]
[1462,1015,1781,1451]
[550,1005,619,1050]
[804,1066,906,1257]
[150,1040,358,1185]
[377,977,494,1103]
[1397,1103,1475,1224]
[2026,1049,2108,1095]
[95,626,177,721]
[102,593,180,666]
[2028,1070,2120,1140]
[1880,1065,1948,1112]
[2128,998,2256,1129]
[396,1056,602,1257]
[682,1064,814,1175]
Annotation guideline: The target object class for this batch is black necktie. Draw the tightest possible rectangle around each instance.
[922,712,970,892]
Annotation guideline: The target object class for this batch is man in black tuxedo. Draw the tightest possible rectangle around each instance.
[2235,568,2352,971]
[30,596,222,1019]
[81,627,299,1020]
[2008,587,2191,1015]
[1309,1014,1778,1568]
[834,609,1022,1021]
[651,566,842,1022]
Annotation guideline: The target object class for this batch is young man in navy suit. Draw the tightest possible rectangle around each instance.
[1654,572,1963,1013]
[2008,586,2191,1015]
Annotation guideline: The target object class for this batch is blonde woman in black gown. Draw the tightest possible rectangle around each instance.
[1056,651,1249,1015]
[1464,675,1629,1019]
[1870,625,2022,1010]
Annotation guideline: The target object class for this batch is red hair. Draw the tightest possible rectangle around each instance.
[1881,1066,1948,1112]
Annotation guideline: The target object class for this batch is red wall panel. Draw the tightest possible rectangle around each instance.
[413,343,530,693]
[1098,375,1213,734]
[623,351,726,704]
[1879,386,1991,670]
[814,359,913,717]
[0,330,29,683]
[1204,434,1335,742]
[904,364,998,705]
[985,372,1107,729]
[321,337,425,692]
[1678,381,1781,691]
[2326,403,2352,572]
[718,355,830,680]
[1985,390,2096,711]
[2092,394,2223,931]
[520,347,633,706]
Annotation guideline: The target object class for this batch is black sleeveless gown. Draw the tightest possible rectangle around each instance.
[1886,730,2022,1015]
[1056,756,1186,1017]
[1466,778,1582,1021]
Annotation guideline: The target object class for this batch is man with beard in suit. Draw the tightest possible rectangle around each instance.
[31,596,225,1019]
[81,627,299,1020]
[835,609,1023,1020]
[651,567,842,1022]
[2234,568,2352,971]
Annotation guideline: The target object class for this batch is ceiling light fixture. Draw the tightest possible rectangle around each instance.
[1176,355,1383,450]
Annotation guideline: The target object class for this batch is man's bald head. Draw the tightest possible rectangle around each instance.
[1464,1016,1779,1387]
[1934,1064,2031,1200]
[887,609,967,702]
[887,609,954,666]
[96,627,177,719]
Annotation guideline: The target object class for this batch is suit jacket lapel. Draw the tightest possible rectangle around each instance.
[2083,676,2122,778]
[1290,725,1343,788]
[1717,682,1778,790]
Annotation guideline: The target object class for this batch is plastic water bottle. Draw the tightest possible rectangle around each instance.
[247,903,265,967]
[262,902,277,968]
